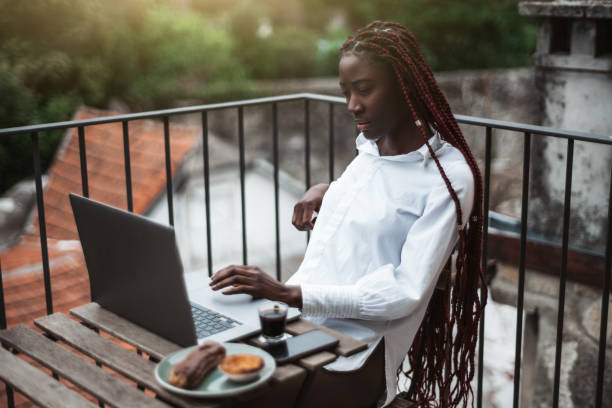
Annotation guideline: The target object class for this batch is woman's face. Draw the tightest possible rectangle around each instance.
[339,53,409,142]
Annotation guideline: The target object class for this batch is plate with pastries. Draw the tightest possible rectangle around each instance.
[154,340,276,398]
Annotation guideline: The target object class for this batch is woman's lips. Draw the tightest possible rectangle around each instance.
[356,122,371,131]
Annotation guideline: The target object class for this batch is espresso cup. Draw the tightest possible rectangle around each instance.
[258,301,288,344]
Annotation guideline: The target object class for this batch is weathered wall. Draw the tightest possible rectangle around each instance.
[206,68,540,217]
[530,68,612,253]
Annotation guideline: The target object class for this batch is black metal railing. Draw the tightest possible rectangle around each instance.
[0,93,611,408]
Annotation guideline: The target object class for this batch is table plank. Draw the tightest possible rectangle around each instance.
[285,320,368,357]
[35,313,222,408]
[0,347,98,408]
[295,351,337,372]
[70,302,180,360]
[70,303,308,406]
[0,326,171,408]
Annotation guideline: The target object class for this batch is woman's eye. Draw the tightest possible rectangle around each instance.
[357,88,371,95]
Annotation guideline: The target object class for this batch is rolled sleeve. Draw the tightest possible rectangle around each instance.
[300,283,361,317]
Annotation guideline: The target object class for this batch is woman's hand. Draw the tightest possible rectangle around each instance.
[292,183,329,231]
[210,265,302,308]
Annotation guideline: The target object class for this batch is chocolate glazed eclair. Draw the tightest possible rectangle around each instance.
[168,341,226,389]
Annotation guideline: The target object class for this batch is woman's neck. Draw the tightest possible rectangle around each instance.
[376,121,431,156]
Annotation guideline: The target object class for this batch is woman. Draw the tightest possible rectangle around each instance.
[211,21,486,407]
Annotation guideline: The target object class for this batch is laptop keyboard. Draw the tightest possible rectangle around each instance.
[190,303,242,338]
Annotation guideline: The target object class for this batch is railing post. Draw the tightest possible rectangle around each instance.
[32,133,53,316]
[238,107,247,265]
[0,261,13,407]
[552,139,574,408]
[0,259,6,330]
[513,132,531,408]
[477,127,492,408]
[304,99,311,245]
[272,103,281,281]
[595,163,612,408]
[202,112,213,277]
[328,103,335,182]
[78,126,89,197]
[163,116,174,226]
[122,121,133,212]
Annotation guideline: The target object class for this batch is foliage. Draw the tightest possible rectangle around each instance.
[317,0,537,71]
[0,0,246,193]
[121,5,248,108]
[0,0,536,194]
[227,0,319,79]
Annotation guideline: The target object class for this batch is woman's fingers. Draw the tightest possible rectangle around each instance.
[211,274,252,291]
[294,204,316,231]
[292,205,303,229]
[210,265,290,302]
[210,265,253,286]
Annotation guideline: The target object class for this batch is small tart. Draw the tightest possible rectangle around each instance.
[220,353,264,374]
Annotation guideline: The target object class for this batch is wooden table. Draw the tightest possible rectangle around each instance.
[0,302,367,408]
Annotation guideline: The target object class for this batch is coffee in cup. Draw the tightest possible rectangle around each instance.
[258,302,288,344]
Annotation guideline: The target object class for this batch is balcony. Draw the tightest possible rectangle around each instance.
[0,93,611,407]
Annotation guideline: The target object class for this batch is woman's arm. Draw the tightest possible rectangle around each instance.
[292,183,329,231]
[210,184,331,307]
[210,265,302,308]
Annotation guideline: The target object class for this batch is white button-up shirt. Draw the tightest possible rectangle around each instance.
[286,131,475,406]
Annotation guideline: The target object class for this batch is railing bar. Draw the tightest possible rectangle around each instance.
[0,259,6,330]
[163,117,174,226]
[202,112,213,277]
[77,126,89,198]
[32,133,53,315]
[454,115,612,144]
[513,132,531,408]
[305,100,311,245]
[552,139,574,408]
[122,121,133,212]
[238,107,247,265]
[477,127,492,408]
[0,95,343,136]
[5,383,14,408]
[2,343,15,408]
[328,103,335,182]
[273,103,281,281]
[2,96,609,145]
[595,163,612,408]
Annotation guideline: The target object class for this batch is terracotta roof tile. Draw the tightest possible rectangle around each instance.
[2,106,200,328]
[29,106,200,240]
[1,107,201,407]
[1,236,89,327]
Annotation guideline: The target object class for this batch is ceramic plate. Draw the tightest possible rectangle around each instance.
[154,342,276,398]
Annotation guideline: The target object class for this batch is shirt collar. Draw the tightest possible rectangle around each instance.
[355,126,444,162]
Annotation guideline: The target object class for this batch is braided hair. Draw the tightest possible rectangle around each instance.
[340,21,487,407]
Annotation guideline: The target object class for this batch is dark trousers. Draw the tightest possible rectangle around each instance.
[297,339,386,408]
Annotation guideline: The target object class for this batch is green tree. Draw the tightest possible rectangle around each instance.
[299,0,536,71]
[0,0,247,193]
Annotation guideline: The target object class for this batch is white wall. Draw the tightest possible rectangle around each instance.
[148,160,307,282]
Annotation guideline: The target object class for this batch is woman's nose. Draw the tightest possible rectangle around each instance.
[347,96,363,115]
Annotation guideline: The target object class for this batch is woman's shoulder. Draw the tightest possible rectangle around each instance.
[436,143,475,191]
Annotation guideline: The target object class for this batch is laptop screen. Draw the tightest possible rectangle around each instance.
[69,193,198,346]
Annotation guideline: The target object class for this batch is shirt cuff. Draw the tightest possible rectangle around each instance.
[300,283,361,318]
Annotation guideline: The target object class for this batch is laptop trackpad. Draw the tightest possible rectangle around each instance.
[211,291,253,304]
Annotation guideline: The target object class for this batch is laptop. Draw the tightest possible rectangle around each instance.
[69,193,300,347]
